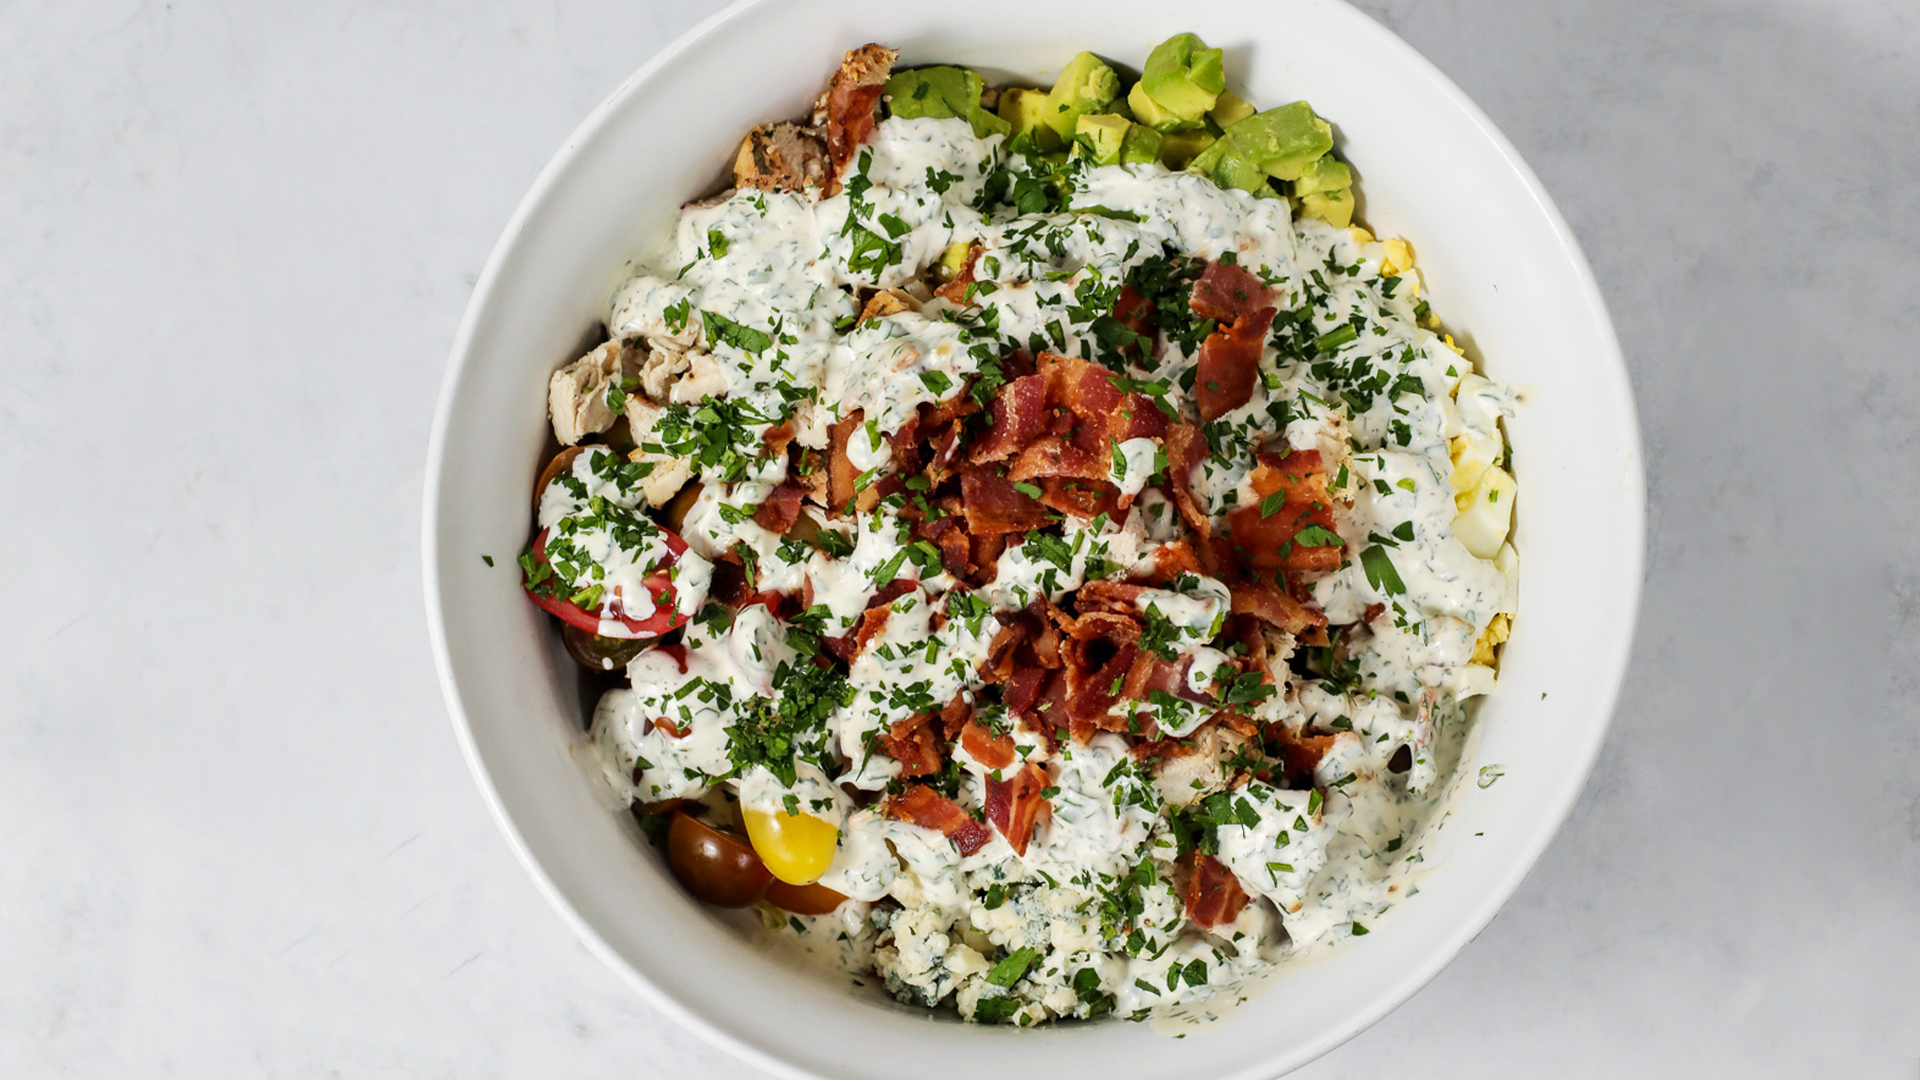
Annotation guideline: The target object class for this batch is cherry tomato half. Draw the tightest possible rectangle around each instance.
[522,528,689,639]
[534,445,590,513]
[666,812,771,908]
[764,879,850,916]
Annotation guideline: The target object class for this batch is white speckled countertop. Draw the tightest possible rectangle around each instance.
[3,1,1916,1076]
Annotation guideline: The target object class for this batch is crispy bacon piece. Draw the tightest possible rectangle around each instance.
[987,598,1067,679]
[1163,423,1211,537]
[816,44,896,193]
[826,411,865,516]
[883,784,990,855]
[959,719,1016,770]
[933,244,985,304]
[819,578,918,661]
[1035,476,1123,521]
[1037,351,1168,443]
[960,464,1052,534]
[1073,579,1148,617]
[939,694,974,738]
[971,374,1047,465]
[985,762,1051,856]
[1004,666,1070,745]
[1131,540,1204,586]
[751,481,806,533]
[1268,726,1337,788]
[1189,261,1280,421]
[1194,307,1277,421]
[1008,435,1107,484]
[1229,580,1327,637]
[1190,261,1277,322]
[1061,611,1142,728]
[1186,854,1251,928]
[1112,283,1156,363]
[968,532,1007,586]
[881,713,945,778]
[1223,450,1343,573]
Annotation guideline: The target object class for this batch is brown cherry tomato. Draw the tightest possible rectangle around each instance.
[666,812,771,908]
[561,622,648,673]
[764,878,850,916]
[534,445,590,512]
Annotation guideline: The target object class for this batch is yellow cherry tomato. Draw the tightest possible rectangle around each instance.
[741,807,839,886]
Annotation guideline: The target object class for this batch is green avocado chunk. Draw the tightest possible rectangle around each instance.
[1189,100,1335,192]
[1074,113,1132,166]
[1129,33,1227,130]
[998,87,1063,152]
[1043,51,1122,140]
[1293,155,1352,197]
[1300,187,1355,227]
[1209,89,1256,128]
[885,66,1012,139]
[1157,128,1215,169]
[1119,122,1164,165]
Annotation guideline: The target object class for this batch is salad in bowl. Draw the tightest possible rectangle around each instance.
[515,33,1520,1028]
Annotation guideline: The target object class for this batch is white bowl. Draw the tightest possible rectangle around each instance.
[423,1,1644,1075]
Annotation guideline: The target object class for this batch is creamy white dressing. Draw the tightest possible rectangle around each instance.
[566,105,1521,1030]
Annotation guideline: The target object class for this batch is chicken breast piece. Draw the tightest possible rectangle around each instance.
[733,122,830,193]
[621,397,694,507]
[547,341,632,446]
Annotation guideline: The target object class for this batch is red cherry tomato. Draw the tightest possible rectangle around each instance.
[522,528,690,639]
[666,812,772,908]
[764,879,850,916]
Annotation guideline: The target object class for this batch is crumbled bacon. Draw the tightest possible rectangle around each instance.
[881,713,945,777]
[816,44,896,194]
[985,761,1051,856]
[1131,539,1204,586]
[1267,726,1337,788]
[971,374,1047,465]
[1190,260,1277,323]
[826,410,865,516]
[1186,854,1251,928]
[1189,261,1281,421]
[1223,450,1343,573]
[1035,475,1123,520]
[751,481,806,533]
[1061,610,1143,728]
[960,464,1052,534]
[1229,579,1327,638]
[1194,306,1277,421]
[959,719,1016,770]
[1163,423,1211,537]
[882,784,990,855]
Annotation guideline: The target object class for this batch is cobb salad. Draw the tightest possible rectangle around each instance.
[520,34,1520,1027]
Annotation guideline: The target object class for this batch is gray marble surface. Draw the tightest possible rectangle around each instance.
[3,0,1915,1075]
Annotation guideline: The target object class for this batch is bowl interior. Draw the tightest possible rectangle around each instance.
[424,1,1643,1077]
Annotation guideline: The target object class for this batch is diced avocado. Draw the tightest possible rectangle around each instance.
[1300,187,1355,228]
[1209,89,1256,128]
[885,66,1011,139]
[1043,51,1123,140]
[998,87,1062,152]
[1158,129,1216,169]
[1133,33,1227,128]
[1293,155,1352,196]
[1228,101,1334,181]
[1074,113,1132,166]
[1119,123,1164,165]
[1127,81,1199,132]
[1189,101,1336,192]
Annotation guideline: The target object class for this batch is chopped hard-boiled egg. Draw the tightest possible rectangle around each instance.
[1453,463,1516,559]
